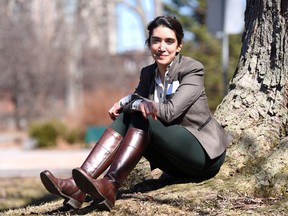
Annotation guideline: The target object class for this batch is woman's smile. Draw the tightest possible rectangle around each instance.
[155,53,168,58]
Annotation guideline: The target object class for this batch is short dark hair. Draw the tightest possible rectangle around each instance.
[145,16,184,47]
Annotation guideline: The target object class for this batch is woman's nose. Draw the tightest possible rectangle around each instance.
[159,41,166,51]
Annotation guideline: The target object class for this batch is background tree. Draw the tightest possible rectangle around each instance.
[0,0,241,129]
[0,0,134,128]
[0,0,67,129]
[215,0,288,197]
[164,0,242,110]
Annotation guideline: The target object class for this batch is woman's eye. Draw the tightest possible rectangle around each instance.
[166,39,175,44]
[151,38,161,43]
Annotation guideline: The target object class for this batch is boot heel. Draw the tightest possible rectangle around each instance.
[66,197,82,209]
[65,187,86,209]
[96,198,114,211]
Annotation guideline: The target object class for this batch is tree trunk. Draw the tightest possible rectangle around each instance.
[214,0,288,197]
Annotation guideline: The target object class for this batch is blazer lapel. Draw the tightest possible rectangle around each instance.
[167,54,182,82]
[148,64,157,100]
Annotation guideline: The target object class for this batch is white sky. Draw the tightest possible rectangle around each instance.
[117,4,145,52]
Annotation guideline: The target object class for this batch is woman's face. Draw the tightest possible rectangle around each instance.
[149,25,182,70]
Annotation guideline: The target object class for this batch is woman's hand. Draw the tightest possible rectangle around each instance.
[108,102,122,120]
[139,100,158,120]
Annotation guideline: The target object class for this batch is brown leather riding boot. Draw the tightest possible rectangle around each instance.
[72,128,149,211]
[40,128,123,209]
[40,171,85,208]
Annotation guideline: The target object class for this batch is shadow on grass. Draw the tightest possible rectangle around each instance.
[29,193,60,206]
[0,193,59,213]
[123,171,217,194]
[15,174,212,215]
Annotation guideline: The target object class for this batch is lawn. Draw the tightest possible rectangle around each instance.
[0,168,287,215]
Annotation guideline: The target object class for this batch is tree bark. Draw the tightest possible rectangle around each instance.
[214,0,288,196]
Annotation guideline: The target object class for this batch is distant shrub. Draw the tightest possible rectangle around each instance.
[63,128,84,144]
[29,120,65,148]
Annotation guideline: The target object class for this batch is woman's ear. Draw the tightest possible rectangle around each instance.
[176,43,182,52]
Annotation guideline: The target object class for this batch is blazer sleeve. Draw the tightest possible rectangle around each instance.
[122,66,154,113]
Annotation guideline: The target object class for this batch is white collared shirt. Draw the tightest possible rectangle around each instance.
[154,69,166,103]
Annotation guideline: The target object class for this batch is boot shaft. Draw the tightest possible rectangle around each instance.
[81,127,123,177]
[105,128,150,188]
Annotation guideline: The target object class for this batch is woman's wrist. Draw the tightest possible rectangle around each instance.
[118,94,132,107]
[131,99,143,111]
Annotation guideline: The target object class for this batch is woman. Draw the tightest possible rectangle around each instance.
[40,16,232,211]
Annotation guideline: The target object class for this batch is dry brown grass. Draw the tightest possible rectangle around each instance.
[0,162,287,216]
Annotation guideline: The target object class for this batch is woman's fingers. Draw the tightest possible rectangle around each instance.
[108,103,121,120]
[140,101,157,120]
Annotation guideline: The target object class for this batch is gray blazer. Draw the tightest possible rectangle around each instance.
[125,54,232,159]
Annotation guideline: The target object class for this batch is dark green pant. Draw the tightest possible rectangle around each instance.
[109,112,226,179]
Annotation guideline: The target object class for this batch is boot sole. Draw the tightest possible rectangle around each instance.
[72,169,113,211]
[40,172,82,209]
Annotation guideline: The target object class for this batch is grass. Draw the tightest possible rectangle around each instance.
[0,173,287,216]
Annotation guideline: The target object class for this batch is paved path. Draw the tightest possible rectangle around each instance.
[0,148,91,177]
